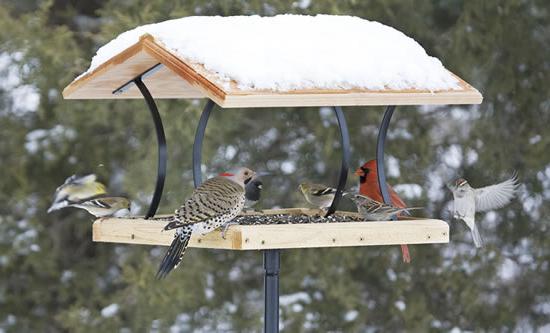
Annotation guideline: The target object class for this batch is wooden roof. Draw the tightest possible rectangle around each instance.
[63,34,483,108]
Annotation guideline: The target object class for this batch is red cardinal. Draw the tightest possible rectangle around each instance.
[355,159,411,263]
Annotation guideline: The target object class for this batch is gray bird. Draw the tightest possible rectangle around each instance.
[245,178,263,208]
[447,174,519,248]
[156,167,255,279]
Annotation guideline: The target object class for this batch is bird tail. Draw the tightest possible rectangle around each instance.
[400,244,411,263]
[471,223,483,248]
[156,225,192,279]
[47,201,69,213]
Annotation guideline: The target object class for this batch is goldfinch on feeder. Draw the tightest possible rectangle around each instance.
[299,182,337,210]
[68,196,131,218]
[447,174,519,248]
[156,167,255,279]
[345,193,422,221]
[48,174,107,213]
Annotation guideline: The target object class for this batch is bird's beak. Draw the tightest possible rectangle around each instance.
[255,171,272,177]
[355,168,365,177]
[446,182,455,191]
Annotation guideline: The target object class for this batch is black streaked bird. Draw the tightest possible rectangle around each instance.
[69,196,131,218]
[345,193,422,221]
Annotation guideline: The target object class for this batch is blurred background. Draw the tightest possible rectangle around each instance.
[0,0,548,332]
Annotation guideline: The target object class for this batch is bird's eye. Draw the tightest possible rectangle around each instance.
[258,185,263,189]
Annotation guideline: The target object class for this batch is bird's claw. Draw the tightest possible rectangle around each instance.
[221,222,239,239]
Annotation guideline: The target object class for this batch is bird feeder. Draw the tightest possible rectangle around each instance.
[62,16,482,333]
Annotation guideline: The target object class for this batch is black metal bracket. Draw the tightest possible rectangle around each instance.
[192,99,216,188]
[112,63,164,95]
[375,105,396,207]
[113,65,167,219]
[325,106,351,217]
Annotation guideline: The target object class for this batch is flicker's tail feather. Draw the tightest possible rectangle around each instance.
[156,226,191,279]
[471,223,483,248]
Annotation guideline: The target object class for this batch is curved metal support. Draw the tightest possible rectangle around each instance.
[375,105,396,206]
[134,77,167,219]
[192,99,216,188]
[325,106,351,217]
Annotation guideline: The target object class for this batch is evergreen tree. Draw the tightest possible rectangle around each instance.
[0,0,548,331]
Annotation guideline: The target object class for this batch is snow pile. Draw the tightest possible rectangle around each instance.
[81,15,460,92]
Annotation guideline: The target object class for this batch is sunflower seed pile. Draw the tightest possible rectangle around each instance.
[232,213,362,225]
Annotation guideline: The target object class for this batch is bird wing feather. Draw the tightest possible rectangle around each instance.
[474,175,519,212]
[167,177,244,229]
[312,185,337,196]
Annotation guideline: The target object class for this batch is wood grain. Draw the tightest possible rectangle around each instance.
[92,209,449,250]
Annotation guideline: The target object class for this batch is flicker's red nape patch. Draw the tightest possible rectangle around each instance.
[219,172,234,177]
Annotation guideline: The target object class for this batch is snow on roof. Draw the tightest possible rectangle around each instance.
[81,15,460,92]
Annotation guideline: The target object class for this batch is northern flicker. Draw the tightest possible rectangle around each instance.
[448,174,519,248]
[156,167,255,279]
[48,174,107,213]
[345,193,422,221]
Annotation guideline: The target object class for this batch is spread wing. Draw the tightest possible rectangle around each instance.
[474,174,519,212]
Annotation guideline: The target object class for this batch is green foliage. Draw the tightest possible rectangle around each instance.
[0,0,548,331]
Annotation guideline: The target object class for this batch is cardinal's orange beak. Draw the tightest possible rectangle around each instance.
[355,168,365,177]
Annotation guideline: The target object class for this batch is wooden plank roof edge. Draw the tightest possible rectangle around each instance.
[139,35,227,103]
[62,37,145,99]
[62,33,482,106]
[62,34,227,103]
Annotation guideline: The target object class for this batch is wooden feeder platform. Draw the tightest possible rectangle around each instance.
[92,208,449,250]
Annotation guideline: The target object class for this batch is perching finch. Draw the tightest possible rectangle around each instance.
[156,167,255,279]
[345,193,422,221]
[69,196,131,218]
[299,182,337,210]
[356,160,411,263]
[447,174,519,248]
[245,178,263,209]
[48,174,107,213]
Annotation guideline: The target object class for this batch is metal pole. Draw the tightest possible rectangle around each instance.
[325,106,351,217]
[375,105,396,206]
[134,77,167,218]
[192,99,215,188]
[264,249,280,333]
